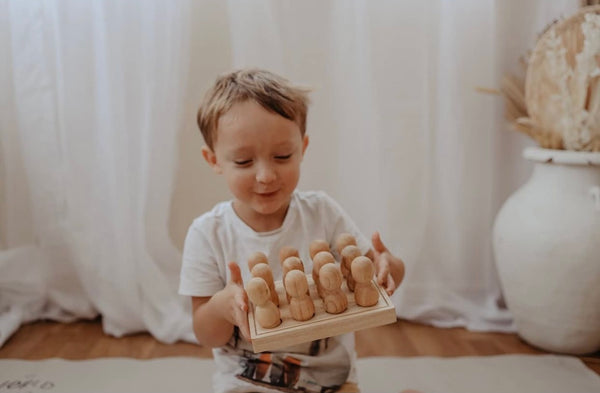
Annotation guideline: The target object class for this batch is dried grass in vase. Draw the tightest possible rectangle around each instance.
[485,5,600,151]
[526,5,600,151]
[498,70,565,149]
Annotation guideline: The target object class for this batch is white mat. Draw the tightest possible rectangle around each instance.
[1,355,599,393]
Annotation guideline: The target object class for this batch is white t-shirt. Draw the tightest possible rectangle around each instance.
[179,190,370,393]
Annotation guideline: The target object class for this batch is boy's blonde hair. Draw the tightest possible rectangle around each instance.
[197,69,310,150]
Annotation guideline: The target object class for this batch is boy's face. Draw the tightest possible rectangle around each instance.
[202,100,309,230]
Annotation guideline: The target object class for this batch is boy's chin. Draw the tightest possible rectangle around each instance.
[251,198,291,217]
[252,202,287,217]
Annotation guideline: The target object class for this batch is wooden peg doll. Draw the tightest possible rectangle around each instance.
[335,233,357,256]
[285,269,315,321]
[279,246,299,265]
[312,251,335,298]
[282,256,305,301]
[251,263,279,306]
[351,256,379,307]
[341,245,362,292]
[319,263,348,314]
[282,256,305,278]
[309,239,330,260]
[246,277,281,329]
[248,251,268,272]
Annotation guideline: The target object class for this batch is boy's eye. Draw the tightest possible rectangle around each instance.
[234,159,252,166]
[275,154,292,160]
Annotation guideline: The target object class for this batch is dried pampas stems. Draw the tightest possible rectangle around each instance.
[525,5,600,152]
[477,72,566,149]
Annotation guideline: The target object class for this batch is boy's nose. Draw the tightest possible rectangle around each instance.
[256,164,277,184]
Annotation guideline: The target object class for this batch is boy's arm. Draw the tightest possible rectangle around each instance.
[191,262,251,348]
[366,231,405,296]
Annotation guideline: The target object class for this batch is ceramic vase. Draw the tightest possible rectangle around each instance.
[493,147,600,354]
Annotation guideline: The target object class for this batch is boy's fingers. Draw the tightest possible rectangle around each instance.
[371,231,389,254]
[233,301,251,341]
[232,307,251,341]
[385,274,396,295]
[377,263,390,285]
[228,262,243,285]
[376,259,397,295]
[235,289,248,312]
[239,316,252,342]
[232,289,251,340]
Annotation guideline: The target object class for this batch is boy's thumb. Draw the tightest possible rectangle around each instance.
[228,262,243,285]
[371,231,388,254]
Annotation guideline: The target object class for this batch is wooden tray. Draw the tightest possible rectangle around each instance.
[247,274,396,353]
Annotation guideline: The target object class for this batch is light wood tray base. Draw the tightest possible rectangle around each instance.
[247,274,396,352]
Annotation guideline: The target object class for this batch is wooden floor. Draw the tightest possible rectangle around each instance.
[1,318,599,376]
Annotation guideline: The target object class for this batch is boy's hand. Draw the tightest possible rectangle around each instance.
[371,231,405,296]
[223,262,251,341]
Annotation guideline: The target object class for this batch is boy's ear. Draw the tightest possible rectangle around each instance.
[201,145,223,174]
[301,135,309,156]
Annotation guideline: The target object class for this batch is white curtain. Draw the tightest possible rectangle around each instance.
[0,0,580,347]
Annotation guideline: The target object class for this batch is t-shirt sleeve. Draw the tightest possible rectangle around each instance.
[178,219,226,297]
[319,192,371,257]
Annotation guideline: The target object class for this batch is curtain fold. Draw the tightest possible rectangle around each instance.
[0,0,580,347]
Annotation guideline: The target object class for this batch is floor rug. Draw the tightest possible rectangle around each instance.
[1,354,599,392]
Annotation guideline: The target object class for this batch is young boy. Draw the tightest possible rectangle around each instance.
[179,68,405,393]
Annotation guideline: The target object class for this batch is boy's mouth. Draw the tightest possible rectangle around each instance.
[256,190,279,198]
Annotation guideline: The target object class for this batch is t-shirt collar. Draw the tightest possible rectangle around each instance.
[226,191,298,237]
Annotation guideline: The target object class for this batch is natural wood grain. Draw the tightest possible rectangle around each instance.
[1,318,599,376]
[0,318,211,359]
[247,275,395,352]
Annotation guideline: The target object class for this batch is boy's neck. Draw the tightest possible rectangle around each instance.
[232,199,291,233]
